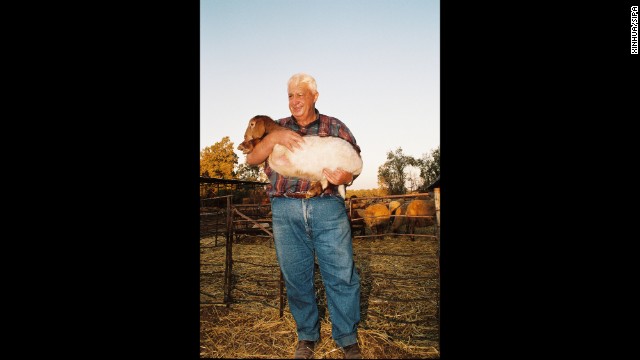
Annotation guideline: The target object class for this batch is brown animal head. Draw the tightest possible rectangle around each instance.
[237,115,276,154]
[237,138,262,154]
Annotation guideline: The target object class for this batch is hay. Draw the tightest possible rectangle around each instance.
[201,304,438,359]
[201,226,440,358]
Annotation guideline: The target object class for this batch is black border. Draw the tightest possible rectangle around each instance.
[440,3,638,358]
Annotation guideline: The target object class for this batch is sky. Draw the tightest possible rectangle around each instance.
[200,0,439,190]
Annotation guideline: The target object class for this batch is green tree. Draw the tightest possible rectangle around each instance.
[377,147,417,195]
[200,136,238,179]
[417,146,440,191]
[236,163,264,182]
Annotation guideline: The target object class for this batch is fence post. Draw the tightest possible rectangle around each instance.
[279,271,285,318]
[434,188,440,238]
[223,196,234,306]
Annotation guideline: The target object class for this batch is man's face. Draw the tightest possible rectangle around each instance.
[288,83,318,121]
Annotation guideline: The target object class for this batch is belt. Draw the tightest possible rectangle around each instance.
[272,192,310,199]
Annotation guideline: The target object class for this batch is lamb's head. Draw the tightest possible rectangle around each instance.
[237,115,272,154]
[237,138,261,154]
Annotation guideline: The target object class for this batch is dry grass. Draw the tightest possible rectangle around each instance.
[200,223,440,359]
[200,304,439,358]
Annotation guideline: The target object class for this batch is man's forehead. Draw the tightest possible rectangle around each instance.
[288,84,310,93]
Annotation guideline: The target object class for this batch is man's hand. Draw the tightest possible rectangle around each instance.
[323,168,353,186]
[271,129,304,152]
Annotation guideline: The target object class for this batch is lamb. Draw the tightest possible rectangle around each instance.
[237,115,363,199]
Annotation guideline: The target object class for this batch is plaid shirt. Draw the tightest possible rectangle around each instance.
[265,109,361,198]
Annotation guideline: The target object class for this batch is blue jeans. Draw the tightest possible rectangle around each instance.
[271,195,361,348]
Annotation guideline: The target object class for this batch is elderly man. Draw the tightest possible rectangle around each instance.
[246,73,362,359]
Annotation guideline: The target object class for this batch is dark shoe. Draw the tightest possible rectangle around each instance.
[342,342,362,359]
[294,340,315,359]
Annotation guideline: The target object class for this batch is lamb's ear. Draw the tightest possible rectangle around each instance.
[243,122,254,141]
[253,117,267,137]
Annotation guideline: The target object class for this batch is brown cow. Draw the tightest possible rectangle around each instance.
[405,199,436,240]
[358,203,390,235]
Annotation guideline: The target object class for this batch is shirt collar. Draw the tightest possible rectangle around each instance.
[291,108,320,128]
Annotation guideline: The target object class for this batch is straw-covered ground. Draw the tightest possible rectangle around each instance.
[200,222,440,359]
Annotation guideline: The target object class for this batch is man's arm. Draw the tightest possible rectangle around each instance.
[246,129,304,165]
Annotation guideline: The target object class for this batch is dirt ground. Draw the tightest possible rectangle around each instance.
[200,224,440,359]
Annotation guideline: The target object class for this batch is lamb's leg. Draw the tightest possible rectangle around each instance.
[306,179,345,198]
[306,177,329,198]
[306,181,324,198]
[320,178,329,191]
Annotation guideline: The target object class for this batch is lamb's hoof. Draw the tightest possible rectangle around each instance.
[306,182,324,198]
[305,189,322,198]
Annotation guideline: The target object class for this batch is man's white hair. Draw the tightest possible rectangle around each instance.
[287,73,318,95]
